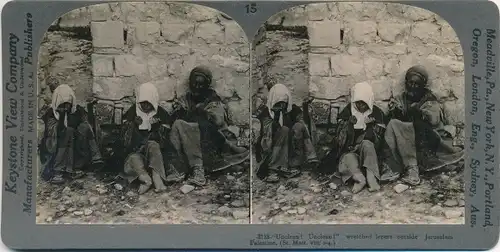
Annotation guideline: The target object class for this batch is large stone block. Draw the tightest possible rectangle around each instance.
[428,77,453,100]
[330,55,364,76]
[166,58,185,78]
[308,21,342,48]
[309,54,331,77]
[386,4,434,21]
[49,52,88,76]
[224,21,247,44]
[59,8,91,28]
[427,55,464,73]
[310,76,352,100]
[364,57,385,78]
[147,56,168,79]
[38,45,50,69]
[149,44,190,57]
[369,78,394,101]
[441,24,460,43]
[338,2,386,20]
[92,54,114,77]
[383,59,400,76]
[134,22,161,43]
[210,55,249,73]
[194,22,224,44]
[411,22,440,43]
[306,3,331,21]
[364,44,408,55]
[121,2,170,22]
[403,5,435,21]
[93,77,139,100]
[216,71,250,101]
[187,4,219,22]
[448,76,465,101]
[161,23,194,43]
[114,54,149,80]
[267,6,308,26]
[406,44,441,57]
[90,3,112,21]
[377,22,410,43]
[443,100,465,125]
[90,3,121,21]
[91,21,124,48]
[429,76,465,101]
[349,21,377,45]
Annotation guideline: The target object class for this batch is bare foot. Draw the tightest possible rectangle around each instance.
[154,187,167,193]
[138,184,151,194]
[152,171,167,193]
[368,184,380,192]
[352,182,365,194]
[366,170,380,192]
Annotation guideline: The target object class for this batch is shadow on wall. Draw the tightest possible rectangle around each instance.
[38,2,250,128]
[251,2,465,131]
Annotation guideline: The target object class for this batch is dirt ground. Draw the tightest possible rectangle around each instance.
[37,157,464,225]
[252,161,465,224]
[36,163,250,224]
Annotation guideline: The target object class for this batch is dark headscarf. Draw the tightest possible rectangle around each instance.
[189,66,213,91]
[405,65,429,87]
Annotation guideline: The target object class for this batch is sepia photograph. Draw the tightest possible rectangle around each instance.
[251,2,466,224]
[36,2,251,224]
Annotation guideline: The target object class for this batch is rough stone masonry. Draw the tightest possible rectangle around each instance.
[38,2,465,142]
[252,2,465,128]
[38,2,250,130]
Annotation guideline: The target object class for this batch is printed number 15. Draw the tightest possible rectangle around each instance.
[245,3,257,14]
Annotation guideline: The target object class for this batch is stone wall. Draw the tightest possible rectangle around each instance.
[37,26,93,113]
[252,2,465,126]
[39,2,250,127]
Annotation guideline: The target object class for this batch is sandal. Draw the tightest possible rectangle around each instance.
[282,169,301,179]
[69,170,86,179]
[263,173,280,183]
[50,174,66,184]
[401,165,421,186]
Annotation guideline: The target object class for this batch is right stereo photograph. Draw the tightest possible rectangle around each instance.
[250,2,466,225]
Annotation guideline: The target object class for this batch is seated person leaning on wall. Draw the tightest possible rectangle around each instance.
[254,83,319,183]
[318,82,387,194]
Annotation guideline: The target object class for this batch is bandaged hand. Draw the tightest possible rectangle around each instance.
[134,116,143,125]
[409,102,420,110]
[195,103,205,110]
[349,115,358,124]
[150,117,160,125]
[365,116,376,124]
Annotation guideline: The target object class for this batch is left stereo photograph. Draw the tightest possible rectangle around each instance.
[36,2,251,224]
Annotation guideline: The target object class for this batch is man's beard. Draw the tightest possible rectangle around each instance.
[407,89,424,102]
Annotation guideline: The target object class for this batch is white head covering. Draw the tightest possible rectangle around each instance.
[267,84,293,126]
[135,82,159,131]
[51,84,77,127]
[350,81,374,130]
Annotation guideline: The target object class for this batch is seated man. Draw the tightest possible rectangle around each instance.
[165,66,249,186]
[381,65,464,185]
